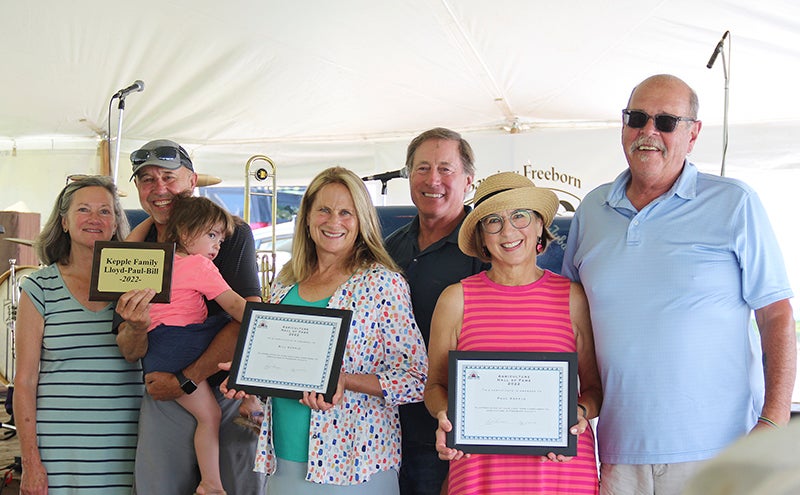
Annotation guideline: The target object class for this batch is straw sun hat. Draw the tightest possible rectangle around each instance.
[458,172,559,258]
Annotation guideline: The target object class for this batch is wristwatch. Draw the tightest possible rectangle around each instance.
[175,370,197,395]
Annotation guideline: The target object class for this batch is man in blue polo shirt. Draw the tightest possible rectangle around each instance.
[562,74,795,495]
[385,128,488,495]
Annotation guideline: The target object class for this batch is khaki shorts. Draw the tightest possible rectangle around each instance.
[600,461,706,495]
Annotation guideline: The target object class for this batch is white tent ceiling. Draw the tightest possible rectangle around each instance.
[1,0,799,186]
[1,0,799,314]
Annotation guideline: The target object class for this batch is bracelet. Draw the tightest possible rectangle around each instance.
[757,416,779,429]
[577,403,588,418]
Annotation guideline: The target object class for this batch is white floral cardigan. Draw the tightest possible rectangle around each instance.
[254,263,428,485]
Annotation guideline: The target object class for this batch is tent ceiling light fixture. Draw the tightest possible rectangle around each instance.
[502,120,530,134]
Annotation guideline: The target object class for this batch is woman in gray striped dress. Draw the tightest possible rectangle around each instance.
[14,176,144,495]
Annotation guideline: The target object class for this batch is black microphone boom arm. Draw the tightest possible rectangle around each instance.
[361,169,408,182]
[706,31,729,69]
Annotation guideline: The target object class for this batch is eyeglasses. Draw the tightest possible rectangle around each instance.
[622,109,696,133]
[479,209,534,234]
[130,146,188,165]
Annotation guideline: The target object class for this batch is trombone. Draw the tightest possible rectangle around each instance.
[244,155,278,300]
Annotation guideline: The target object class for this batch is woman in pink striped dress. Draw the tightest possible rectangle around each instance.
[424,172,601,495]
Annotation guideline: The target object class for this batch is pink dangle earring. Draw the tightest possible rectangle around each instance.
[536,236,543,254]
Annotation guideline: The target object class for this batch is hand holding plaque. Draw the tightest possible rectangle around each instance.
[89,241,175,302]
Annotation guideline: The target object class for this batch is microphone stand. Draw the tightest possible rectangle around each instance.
[362,172,407,205]
[379,180,389,205]
[720,45,730,177]
[111,96,127,185]
[709,36,731,176]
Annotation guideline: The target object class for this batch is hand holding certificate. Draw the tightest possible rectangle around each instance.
[447,351,578,456]
[228,302,352,403]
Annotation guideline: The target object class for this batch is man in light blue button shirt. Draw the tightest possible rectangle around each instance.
[562,74,795,495]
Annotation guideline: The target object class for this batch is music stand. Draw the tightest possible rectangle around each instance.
[0,386,13,439]
[0,255,18,440]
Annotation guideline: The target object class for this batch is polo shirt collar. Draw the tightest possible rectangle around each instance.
[605,160,698,208]
[408,205,470,248]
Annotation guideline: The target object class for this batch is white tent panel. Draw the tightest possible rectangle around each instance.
[0,1,798,311]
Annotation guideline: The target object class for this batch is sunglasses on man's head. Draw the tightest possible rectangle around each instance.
[130,146,187,165]
[622,109,696,133]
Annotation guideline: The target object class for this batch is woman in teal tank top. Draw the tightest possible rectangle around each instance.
[222,167,428,494]
[269,286,328,464]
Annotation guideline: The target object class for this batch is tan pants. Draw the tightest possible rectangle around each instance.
[599,461,706,495]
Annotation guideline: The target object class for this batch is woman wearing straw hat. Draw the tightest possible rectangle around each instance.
[424,172,602,494]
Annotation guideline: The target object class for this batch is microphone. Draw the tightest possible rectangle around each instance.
[113,80,145,99]
[706,31,729,69]
[361,169,408,182]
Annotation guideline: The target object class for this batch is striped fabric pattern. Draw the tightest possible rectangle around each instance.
[449,270,598,495]
[21,264,144,494]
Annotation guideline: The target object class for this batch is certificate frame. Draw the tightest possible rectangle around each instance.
[89,241,174,303]
[447,351,577,456]
[229,302,352,402]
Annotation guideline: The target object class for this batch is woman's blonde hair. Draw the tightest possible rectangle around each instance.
[278,166,398,285]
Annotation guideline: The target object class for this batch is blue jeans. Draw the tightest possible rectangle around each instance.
[399,441,448,495]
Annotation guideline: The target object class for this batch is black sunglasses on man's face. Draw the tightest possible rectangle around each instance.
[622,109,696,133]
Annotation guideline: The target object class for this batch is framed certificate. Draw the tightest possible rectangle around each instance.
[229,302,352,402]
[89,241,174,302]
[447,351,577,456]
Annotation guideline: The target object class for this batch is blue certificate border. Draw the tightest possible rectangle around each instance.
[447,351,578,456]
[229,302,352,402]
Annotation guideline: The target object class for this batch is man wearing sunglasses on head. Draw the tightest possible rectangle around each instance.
[561,75,795,495]
[115,139,265,495]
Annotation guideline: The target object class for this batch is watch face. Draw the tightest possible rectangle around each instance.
[182,379,197,394]
[176,371,197,394]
